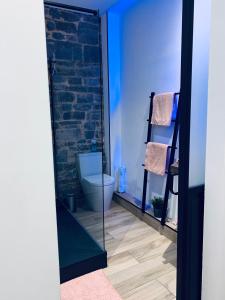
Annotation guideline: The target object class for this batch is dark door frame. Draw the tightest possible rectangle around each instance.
[178,0,204,299]
[178,0,194,297]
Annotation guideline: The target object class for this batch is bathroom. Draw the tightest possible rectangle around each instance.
[44,0,209,298]
[2,0,225,298]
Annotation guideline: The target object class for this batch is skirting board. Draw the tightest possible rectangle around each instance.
[113,192,177,243]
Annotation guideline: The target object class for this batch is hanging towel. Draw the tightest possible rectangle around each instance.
[144,142,168,176]
[151,92,174,126]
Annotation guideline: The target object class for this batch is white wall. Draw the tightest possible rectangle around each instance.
[189,0,211,188]
[109,0,182,217]
[202,0,225,299]
[0,1,60,299]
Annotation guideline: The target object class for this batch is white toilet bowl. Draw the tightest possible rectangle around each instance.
[77,152,115,212]
[81,174,115,212]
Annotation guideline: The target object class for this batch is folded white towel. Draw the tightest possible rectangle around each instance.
[144,142,168,176]
[151,92,174,126]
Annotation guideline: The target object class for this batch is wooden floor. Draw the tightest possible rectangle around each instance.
[114,192,178,231]
[104,203,177,300]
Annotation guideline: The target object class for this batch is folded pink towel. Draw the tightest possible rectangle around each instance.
[151,92,174,126]
[144,142,168,176]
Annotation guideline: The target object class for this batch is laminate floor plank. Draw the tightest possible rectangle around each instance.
[104,202,177,300]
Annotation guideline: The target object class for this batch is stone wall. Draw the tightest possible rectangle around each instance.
[45,6,103,201]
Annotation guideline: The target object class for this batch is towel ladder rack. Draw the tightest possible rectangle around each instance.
[141,92,180,226]
[141,92,155,213]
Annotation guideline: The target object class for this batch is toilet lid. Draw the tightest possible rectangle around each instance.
[83,174,115,187]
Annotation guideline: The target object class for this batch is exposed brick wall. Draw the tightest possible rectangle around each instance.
[45,6,103,201]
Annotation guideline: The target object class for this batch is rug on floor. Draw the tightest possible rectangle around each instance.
[61,270,122,300]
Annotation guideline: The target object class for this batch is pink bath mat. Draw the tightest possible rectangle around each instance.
[61,270,122,300]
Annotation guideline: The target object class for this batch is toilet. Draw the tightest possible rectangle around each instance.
[77,152,115,212]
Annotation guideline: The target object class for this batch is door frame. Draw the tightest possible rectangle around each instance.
[178,0,204,299]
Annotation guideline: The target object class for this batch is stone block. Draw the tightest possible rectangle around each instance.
[59,10,81,22]
[56,91,74,103]
[85,131,95,139]
[74,103,92,111]
[68,77,82,85]
[61,104,72,111]
[84,121,96,131]
[63,111,85,120]
[46,20,55,31]
[73,43,82,61]
[52,32,65,40]
[82,15,99,25]
[52,83,68,91]
[77,144,90,152]
[77,65,100,77]
[77,139,86,144]
[69,86,87,93]
[55,61,76,76]
[56,149,68,163]
[55,41,73,60]
[77,94,93,103]
[93,95,101,103]
[49,7,61,20]
[78,22,99,45]
[87,87,102,94]
[93,104,101,110]
[91,113,101,120]
[84,46,100,63]
[52,74,67,84]
[56,128,81,142]
[83,78,100,87]
[55,21,77,34]
[65,34,78,42]
[53,110,61,121]
[58,121,82,129]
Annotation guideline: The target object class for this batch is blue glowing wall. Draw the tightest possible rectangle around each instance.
[108,0,182,221]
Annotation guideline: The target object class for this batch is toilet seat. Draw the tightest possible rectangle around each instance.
[83,174,115,187]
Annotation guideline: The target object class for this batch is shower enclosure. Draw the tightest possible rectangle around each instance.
[44,1,106,283]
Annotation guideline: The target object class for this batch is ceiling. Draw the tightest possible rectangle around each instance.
[47,0,121,14]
